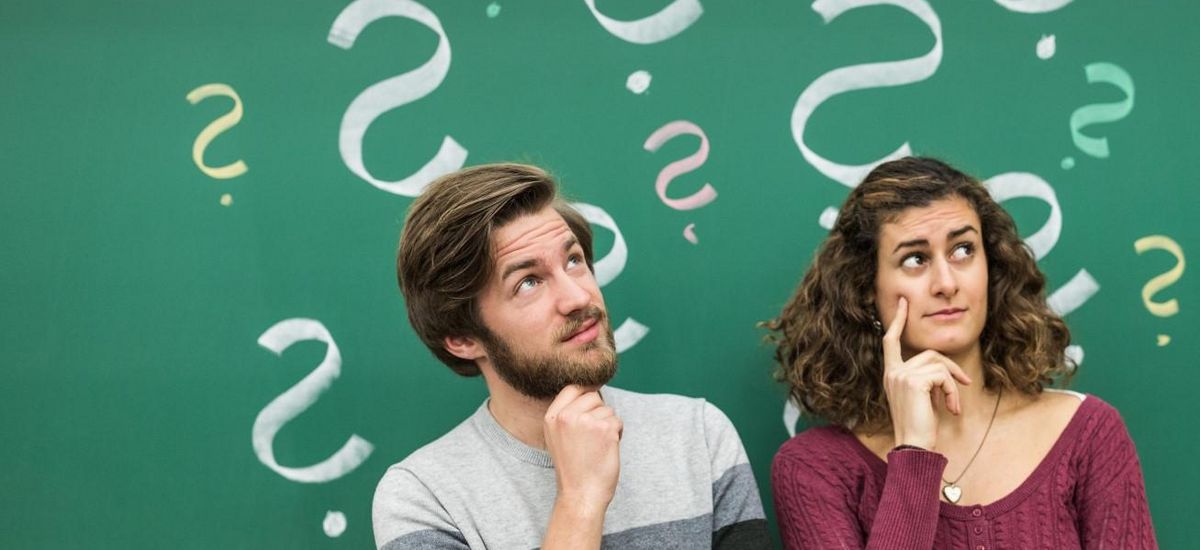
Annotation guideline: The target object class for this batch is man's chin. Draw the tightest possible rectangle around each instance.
[557,358,618,392]
[579,342,616,359]
[490,354,615,400]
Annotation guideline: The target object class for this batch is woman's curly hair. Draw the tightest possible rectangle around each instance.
[765,157,1074,433]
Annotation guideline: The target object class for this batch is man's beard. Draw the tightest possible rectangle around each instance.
[480,305,618,400]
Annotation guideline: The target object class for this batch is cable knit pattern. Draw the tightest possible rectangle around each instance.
[771,395,1157,549]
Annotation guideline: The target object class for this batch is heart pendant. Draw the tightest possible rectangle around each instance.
[942,484,963,504]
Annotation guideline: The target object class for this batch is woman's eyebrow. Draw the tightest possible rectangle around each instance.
[892,225,979,254]
[893,238,928,254]
[948,225,978,239]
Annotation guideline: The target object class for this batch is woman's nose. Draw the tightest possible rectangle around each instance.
[930,259,959,297]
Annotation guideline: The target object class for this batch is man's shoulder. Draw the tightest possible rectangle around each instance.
[372,412,485,550]
[389,410,485,475]
[604,385,725,429]
[605,385,739,431]
[603,386,750,465]
[603,385,706,409]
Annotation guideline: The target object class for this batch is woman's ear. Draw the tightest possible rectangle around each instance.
[865,296,884,334]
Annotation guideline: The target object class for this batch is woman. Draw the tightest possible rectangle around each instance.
[766,157,1156,549]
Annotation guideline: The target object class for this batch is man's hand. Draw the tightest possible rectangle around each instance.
[542,385,623,549]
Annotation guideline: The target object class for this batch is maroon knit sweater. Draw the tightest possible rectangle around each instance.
[771,395,1157,549]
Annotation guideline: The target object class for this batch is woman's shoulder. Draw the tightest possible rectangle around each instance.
[773,424,879,476]
[778,423,856,449]
[1029,390,1135,461]
[1071,392,1134,444]
[1043,392,1148,493]
[1037,389,1124,431]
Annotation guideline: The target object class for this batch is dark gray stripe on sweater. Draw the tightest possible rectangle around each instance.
[383,514,769,550]
[713,518,772,550]
[712,463,764,529]
[380,528,468,550]
[597,514,711,549]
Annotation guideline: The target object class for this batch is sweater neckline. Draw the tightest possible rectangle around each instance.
[471,400,555,468]
[469,387,616,469]
[846,393,1097,520]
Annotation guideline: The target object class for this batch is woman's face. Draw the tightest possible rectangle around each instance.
[874,196,988,359]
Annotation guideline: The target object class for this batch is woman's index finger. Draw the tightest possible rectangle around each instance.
[882,297,908,368]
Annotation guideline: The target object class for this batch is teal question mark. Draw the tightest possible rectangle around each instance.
[1066,62,1135,166]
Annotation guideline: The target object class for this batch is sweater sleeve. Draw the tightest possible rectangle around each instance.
[372,466,470,550]
[701,402,772,550]
[772,434,947,549]
[1074,401,1158,549]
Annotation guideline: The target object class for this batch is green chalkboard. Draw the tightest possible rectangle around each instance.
[1,0,1195,547]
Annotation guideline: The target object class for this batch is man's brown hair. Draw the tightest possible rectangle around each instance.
[396,163,594,376]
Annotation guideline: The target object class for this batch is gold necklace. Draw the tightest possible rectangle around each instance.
[941,389,1002,504]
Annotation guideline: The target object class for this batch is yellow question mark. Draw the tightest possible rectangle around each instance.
[186,83,248,183]
[1133,235,1185,346]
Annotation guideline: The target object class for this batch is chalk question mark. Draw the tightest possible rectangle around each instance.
[186,83,248,206]
[1134,236,1185,346]
[256,318,374,538]
[644,120,715,244]
[793,0,943,229]
[583,0,703,45]
[993,0,1073,13]
[1063,62,1134,169]
[328,0,467,197]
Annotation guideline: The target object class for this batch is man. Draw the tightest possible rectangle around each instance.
[373,163,769,549]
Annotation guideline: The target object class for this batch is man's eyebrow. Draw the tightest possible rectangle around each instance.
[499,234,580,281]
[500,259,539,281]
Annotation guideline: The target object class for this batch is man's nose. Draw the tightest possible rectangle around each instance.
[555,271,593,315]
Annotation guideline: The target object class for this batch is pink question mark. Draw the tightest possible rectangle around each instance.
[644,120,716,243]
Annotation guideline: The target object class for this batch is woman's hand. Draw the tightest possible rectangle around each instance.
[881,297,973,450]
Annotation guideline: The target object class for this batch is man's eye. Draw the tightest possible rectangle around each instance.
[901,254,925,268]
[517,277,539,293]
[567,255,582,268]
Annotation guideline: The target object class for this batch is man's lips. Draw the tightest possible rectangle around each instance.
[563,317,600,343]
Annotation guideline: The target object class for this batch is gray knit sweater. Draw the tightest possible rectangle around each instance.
[372,386,770,549]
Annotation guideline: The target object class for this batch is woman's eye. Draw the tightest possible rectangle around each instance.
[951,243,974,261]
[901,254,925,268]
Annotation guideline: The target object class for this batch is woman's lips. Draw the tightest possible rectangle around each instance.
[926,308,966,320]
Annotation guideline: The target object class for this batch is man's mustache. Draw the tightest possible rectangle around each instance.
[557,305,607,341]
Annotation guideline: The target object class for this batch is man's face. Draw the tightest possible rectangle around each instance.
[474,205,616,399]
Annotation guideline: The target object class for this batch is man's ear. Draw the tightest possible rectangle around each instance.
[444,335,486,362]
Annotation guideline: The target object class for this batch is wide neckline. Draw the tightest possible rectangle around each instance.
[845,393,1095,520]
